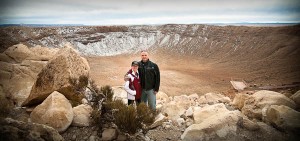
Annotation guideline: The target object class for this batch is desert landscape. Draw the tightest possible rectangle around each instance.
[1,24,300,140]
[1,24,300,96]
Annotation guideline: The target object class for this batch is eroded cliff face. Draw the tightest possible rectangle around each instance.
[1,24,300,85]
[1,24,299,58]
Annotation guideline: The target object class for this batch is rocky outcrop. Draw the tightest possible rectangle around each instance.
[3,44,57,63]
[193,103,229,124]
[30,91,74,133]
[181,110,243,141]
[198,93,231,105]
[263,105,300,132]
[0,118,64,141]
[242,90,296,119]
[22,44,90,106]
[72,104,93,127]
[0,44,57,106]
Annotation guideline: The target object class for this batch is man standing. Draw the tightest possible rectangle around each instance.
[138,51,160,110]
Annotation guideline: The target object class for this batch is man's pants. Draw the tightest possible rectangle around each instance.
[141,89,156,110]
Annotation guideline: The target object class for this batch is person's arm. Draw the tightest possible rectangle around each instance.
[124,72,129,81]
[154,63,160,93]
[124,76,136,96]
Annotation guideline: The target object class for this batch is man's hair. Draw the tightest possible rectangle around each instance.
[140,50,147,53]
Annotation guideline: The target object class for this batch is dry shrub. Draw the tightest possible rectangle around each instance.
[106,100,156,134]
[89,82,113,125]
[68,75,89,107]
[136,103,156,126]
[100,85,113,102]
[69,75,89,92]
[87,82,155,135]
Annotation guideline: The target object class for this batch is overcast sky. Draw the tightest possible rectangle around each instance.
[0,0,299,25]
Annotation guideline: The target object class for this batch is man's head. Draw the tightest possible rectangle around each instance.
[141,50,149,62]
[131,61,139,72]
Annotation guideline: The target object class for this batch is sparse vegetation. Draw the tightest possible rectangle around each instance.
[105,100,156,134]
[101,85,114,102]
[87,79,156,135]
[89,80,106,125]
[68,75,89,107]
[69,75,89,92]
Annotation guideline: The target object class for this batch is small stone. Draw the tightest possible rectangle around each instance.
[92,131,98,136]
[185,107,193,117]
[116,134,127,141]
[176,118,185,126]
[102,128,117,141]
[164,125,171,129]
[72,135,76,140]
[82,98,88,104]
[89,135,100,141]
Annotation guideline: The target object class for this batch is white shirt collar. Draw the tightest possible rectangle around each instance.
[131,69,139,75]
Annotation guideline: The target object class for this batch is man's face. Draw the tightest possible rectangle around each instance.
[141,52,149,62]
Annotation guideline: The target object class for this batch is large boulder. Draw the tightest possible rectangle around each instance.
[161,101,186,121]
[3,44,58,62]
[22,45,90,106]
[72,104,93,127]
[231,93,250,110]
[193,103,229,124]
[181,110,243,141]
[0,118,63,141]
[3,44,34,63]
[263,105,300,132]
[290,90,300,107]
[30,91,74,133]
[198,93,231,105]
[0,44,57,106]
[182,109,289,141]
[242,90,296,119]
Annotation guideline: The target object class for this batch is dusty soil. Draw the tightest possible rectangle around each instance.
[86,52,300,97]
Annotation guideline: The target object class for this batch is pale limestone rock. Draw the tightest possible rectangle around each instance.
[22,45,90,106]
[193,103,229,124]
[263,105,300,132]
[72,104,93,127]
[231,93,250,110]
[30,91,73,133]
[242,90,296,119]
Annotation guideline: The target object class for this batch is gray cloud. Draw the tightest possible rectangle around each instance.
[0,0,299,24]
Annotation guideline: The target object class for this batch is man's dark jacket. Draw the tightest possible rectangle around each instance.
[138,60,160,92]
